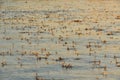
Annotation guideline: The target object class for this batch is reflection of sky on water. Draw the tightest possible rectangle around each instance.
[0,0,120,80]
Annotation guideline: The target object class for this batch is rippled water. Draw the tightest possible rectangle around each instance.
[0,0,120,80]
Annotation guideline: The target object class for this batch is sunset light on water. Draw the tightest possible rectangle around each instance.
[0,0,120,80]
